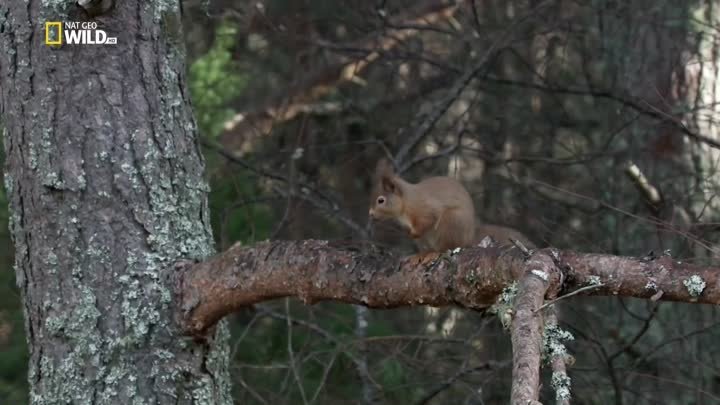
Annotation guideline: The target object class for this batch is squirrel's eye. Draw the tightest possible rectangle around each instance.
[377,196,386,205]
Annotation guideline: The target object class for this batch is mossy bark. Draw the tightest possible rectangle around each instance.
[0,1,231,404]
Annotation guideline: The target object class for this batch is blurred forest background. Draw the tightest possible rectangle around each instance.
[2,0,720,404]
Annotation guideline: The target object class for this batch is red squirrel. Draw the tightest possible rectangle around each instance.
[368,158,476,253]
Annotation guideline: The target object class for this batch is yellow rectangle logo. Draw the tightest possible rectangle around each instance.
[45,22,62,45]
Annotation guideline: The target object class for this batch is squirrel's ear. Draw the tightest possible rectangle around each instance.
[375,158,395,179]
[381,175,402,195]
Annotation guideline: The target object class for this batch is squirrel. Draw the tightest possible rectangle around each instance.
[368,158,476,253]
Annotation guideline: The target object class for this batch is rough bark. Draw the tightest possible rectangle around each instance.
[510,253,556,405]
[0,1,230,404]
[179,241,523,334]
[179,240,720,335]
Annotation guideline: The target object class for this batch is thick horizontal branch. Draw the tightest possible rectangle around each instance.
[178,240,720,335]
[559,251,720,304]
[178,240,522,335]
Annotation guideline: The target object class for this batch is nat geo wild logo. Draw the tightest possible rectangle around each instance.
[45,21,117,46]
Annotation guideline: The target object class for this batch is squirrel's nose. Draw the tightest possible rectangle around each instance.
[368,209,375,218]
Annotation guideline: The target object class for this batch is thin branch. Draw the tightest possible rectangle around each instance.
[394,56,491,168]
[482,76,720,151]
[534,283,605,313]
[607,303,659,362]
[202,139,368,237]
[354,305,377,405]
[256,306,371,373]
[625,161,664,215]
[414,361,500,405]
[285,298,309,405]
[394,0,553,168]
[219,0,463,150]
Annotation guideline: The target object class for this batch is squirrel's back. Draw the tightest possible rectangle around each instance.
[414,176,474,209]
[405,176,476,252]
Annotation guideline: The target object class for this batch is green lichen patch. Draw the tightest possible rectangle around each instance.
[542,322,575,403]
[683,275,706,298]
[542,323,574,363]
[489,282,518,329]
[587,275,602,286]
[551,370,572,401]
[40,0,72,18]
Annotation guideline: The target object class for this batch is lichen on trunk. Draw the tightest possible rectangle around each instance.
[0,1,231,404]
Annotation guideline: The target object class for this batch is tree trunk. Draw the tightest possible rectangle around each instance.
[0,1,231,404]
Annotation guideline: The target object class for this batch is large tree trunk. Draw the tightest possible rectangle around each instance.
[0,1,231,404]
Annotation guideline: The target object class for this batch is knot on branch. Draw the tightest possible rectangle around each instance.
[525,250,564,297]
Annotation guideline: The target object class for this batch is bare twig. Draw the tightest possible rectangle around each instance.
[534,284,605,313]
[219,0,463,150]
[285,298,309,405]
[482,76,720,151]
[202,139,368,237]
[394,0,553,167]
[354,305,377,405]
[625,161,663,214]
[393,57,490,168]
[414,361,500,405]
[510,238,532,258]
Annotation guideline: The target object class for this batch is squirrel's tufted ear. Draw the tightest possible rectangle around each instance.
[375,157,402,195]
[381,175,397,194]
[374,158,395,179]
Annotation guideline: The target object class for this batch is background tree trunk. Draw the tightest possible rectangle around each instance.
[0,1,231,404]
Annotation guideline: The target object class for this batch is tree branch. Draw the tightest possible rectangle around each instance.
[482,76,720,151]
[510,253,556,405]
[545,308,572,405]
[218,0,462,152]
[178,241,521,335]
[177,240,720,403]
[178,240,720,337]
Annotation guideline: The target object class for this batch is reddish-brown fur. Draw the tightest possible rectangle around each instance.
[368,158,476,253]
[474,223,536,249]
